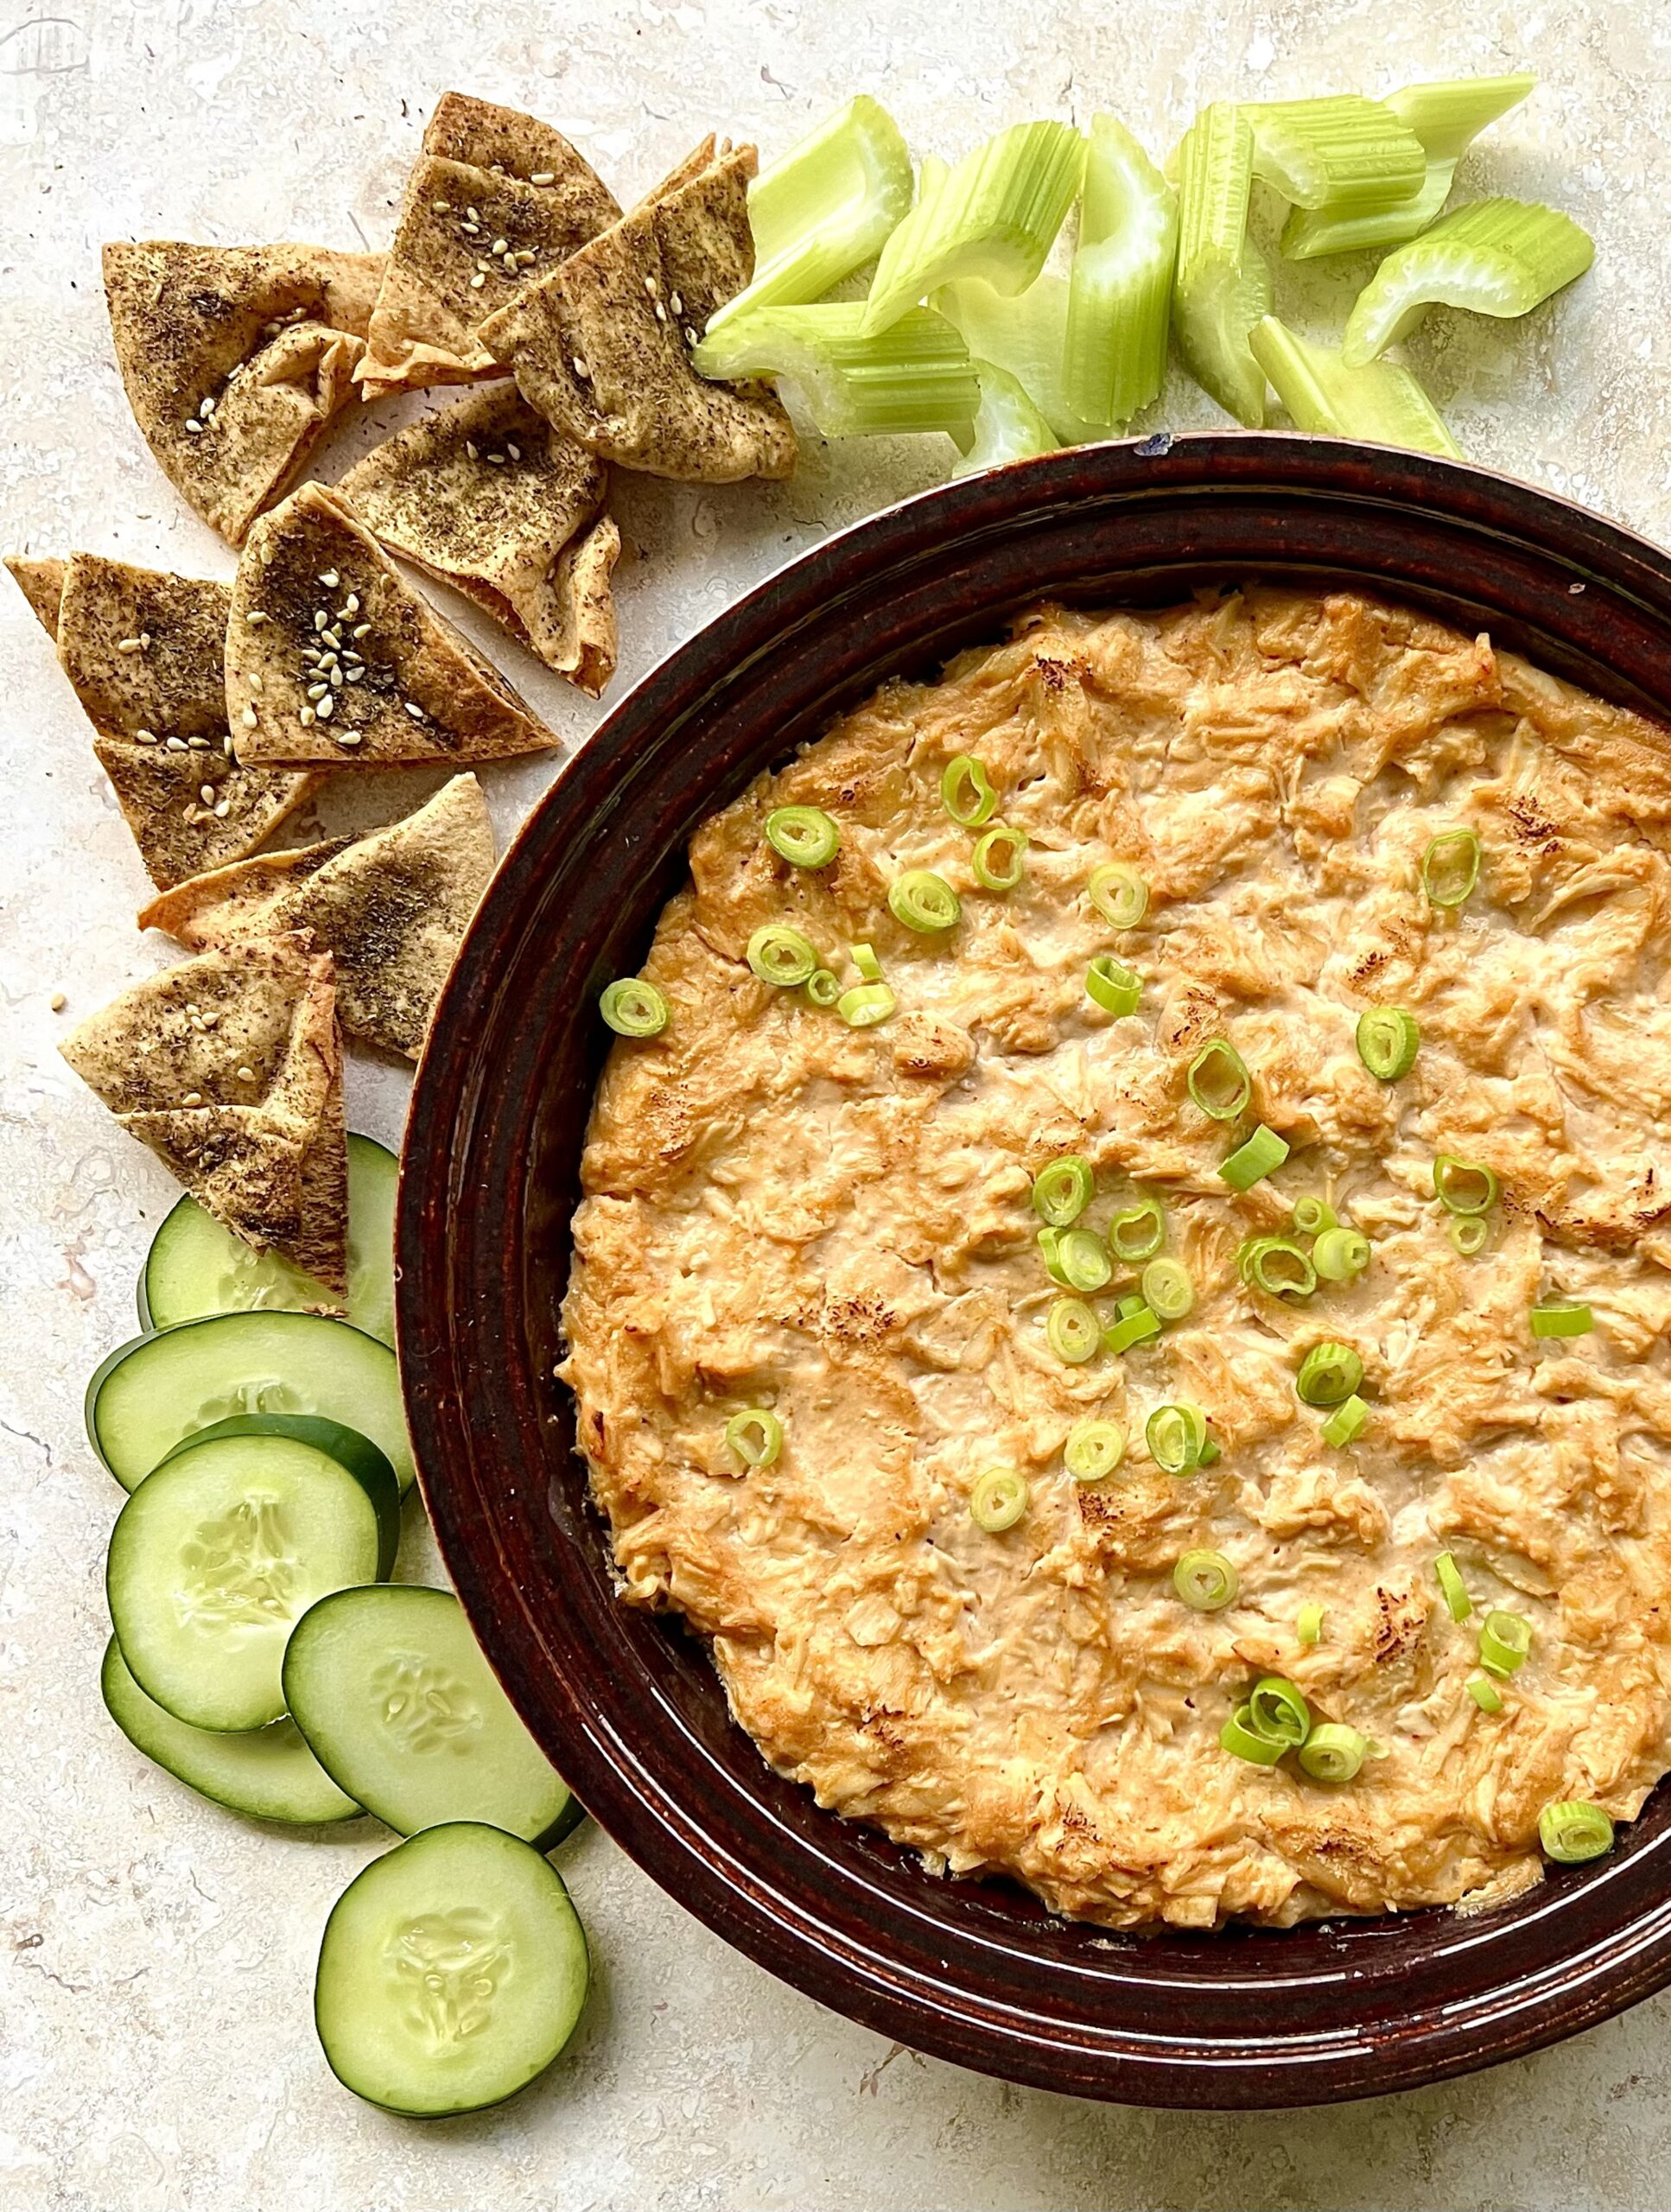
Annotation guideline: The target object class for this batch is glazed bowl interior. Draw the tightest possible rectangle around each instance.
[400,433,1671,2107]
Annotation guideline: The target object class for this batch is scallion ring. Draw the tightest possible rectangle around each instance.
[1085,954,1142,1018]
[1046,1297,1102,1365]
[1478,1608,1533,1678]
[1321,1393,1369,1447]
[972,823,1028,891]
[1187,1038,1251,1122]
[1109,1196,1166,1262]
[836,982,896,1027]
[747,924,818,988]
[1434,1551,1472,1623]
[1115,1294,1147,1320]
[1064,1420,1126,1483]
[1531,1302,1594,1339]
[1055,1228,1112,1294]
[1297,1600,1325,1648]
[1421,826,1482,909]
[1248,1239,1317,1301]
[1295,1341,1363,1408]
[851,941,883,982]
[724,1408,782,1469]
[1032,1154,1093,1228]
[1174,1549,1238,1611]
[969,1467,1029,1533]
[1219,1122,1290,1192]
[1466,1672,1503,1714]
[940,753,998,829]
[1433,1154,1497,1215]
[804,968,841,1007]
[888,869,961,933]
[765,804,839,868]
[1356,1006,1420,1081]
[1539,1800,1615,1866]
[1248,1675,1311,1749]
[1088,862,1149,930]
[1291,1195,1337,1236]
[1141,1257,1194,1321]
[1312,1226,1371,1281]
[1103,1306,1161,1355]
[1221,1705,1287,1765]
[600,977,670,1038]
[1146,1401,1210,1476]
[1450,1215,1489,1258]
[1298,1722,1367,1783]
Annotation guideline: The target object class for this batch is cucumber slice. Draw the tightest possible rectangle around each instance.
[138,1133,397,1345]
[315,1824,590,2116]
[107,1420,397,1731]
[102,1637,361,1825]
[86,1309,415,1496]
[283,1586,581,1848]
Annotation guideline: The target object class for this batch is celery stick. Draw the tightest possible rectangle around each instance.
[1064,115,1178,428]
[1246,96,1426,210]
[1172,105,1268,427]
[707,97,914,334]
[934,273,1100,445]
[1387,73,1536,162]
[1251,314,1460,457]
[691,302,979,435]
[1282,162,1454,261]
[861,120,1085,335]
[950,359,1060,475]
[1341,196,1594,364]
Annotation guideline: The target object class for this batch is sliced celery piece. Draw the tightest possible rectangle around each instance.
[1341,196,1594,365]
[1251,315,1460,458]
[1388,73,1537,163]
[1064,115,1178,428]
[935,273,1099,444]
[861,120,1085,336]
[1283,162,1453,261]
[950,359,1059,475]
[692,302,979,436]
[1246,96,1426,210]
[707,97,914,336]
[1172,103,1269,427]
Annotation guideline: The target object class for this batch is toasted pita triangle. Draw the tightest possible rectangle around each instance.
[104,240,383,545]
[338,384,619,692]
[357,92,620,400]
[5,555,66,636]
[138,774,496,1058]
[480,136,796,482]
[227,483,559,766]
[60,932,348,1291]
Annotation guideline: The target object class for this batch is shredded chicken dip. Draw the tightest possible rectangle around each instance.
[560,588,1671,1929]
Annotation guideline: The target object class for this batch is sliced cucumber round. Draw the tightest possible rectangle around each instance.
[86,1310,415,1496]
[102,1637,361,1825]
[283,1586,581,1848]
[107,1420,397,1731]
[138,1133,398,1346]
[315,1824,590,2116]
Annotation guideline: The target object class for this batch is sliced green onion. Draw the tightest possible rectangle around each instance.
[950,358,1060,476]
[1037,1226,1068,1285]
[970,1466,1029,1533]
[1219,1122,1289,1192]
[1539,1800,1615,1866]
[1064,1419,1126,1483]
[1109,1197,1166,1262]
[1047,1297,1102,1365]
[940,753,998,828]
[1032,1155,1093,1228]
[1103,1306,1161,1355]
[1296,1341,1363,1408]
[1141,1257,1194,1322]
[725,1408,782,1469]
[1356,1005,1421,1082]
[1298,1721,1368,1783]
[1434,1551,1472,1623]
[765,804,839,868]
[1250,313,1459,457]
[1478,1608,1533,1678]
[1450,1215,1490,1258]
[1085,955,1142,1017]
[1221,1704,1287,1764]
[1186,1037,1252,1122]
[1245,95,1426,211]
[694,303,980,436]
[706,95,914,334]
[836,982,896,1027]
[1291,1195,1337,1237]
[1064,113,1178,428]
[1321,1394,1369,1447]
[1297,1600,1325,1647]
[1146,1401,1210,1476]
[1342,196,1595,367]
[1055,1227,1112,1294]
[600,977,670,1037]
[1531,1302,1595,1340]
[1466,1672,1504,1714]
[1172,103,1270,427]
[1248,1239,1316,1300]
[1312,1225,1371,1281]
[1421,826,1482,909]
[1433,1154,1497,1215]
[862,120,1086,335]
[747,924,819,987]
[1115,1294,1147,1320]
[1173,1548,1238,1611]
[851,942,883,982]
[804,968,841,1007]
[1249,1675,1311,1748]
[1088,861,1150,930]
[972,823,1028,891]
[888,869,961,933]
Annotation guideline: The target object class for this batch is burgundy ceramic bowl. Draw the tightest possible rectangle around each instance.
[400,432,1671,2107]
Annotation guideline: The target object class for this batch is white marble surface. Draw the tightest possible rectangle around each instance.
[5,3,1671,2206]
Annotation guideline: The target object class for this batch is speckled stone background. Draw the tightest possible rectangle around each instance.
[3,3,1670,2206]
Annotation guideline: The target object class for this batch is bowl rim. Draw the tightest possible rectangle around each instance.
[400,430,1671,2107]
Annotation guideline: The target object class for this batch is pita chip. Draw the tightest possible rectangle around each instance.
[5,555,67,636]
[104,240,383,544]
[357,92,620,400]
[480,137,796,483]
[15,552,318,888]
[138,773,496,1058]
[229,483,559,767]
[338,384,619,693]
[60,932,348,1292]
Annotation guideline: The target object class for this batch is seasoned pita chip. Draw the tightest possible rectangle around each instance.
[5,555,66,636]
[337,385,619,692]
[228,483,559,767]
[60,933,348,1291]
[138,773,496,1058]
[18,552,318,888]
[357,92,620,400]
[480,136,796,482]
[104,240,383,544]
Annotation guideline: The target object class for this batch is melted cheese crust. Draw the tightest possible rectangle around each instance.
[561,588,1671,1928]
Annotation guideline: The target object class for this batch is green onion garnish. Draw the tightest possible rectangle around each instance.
[1173,1548,1238,1611]
[1291,1195,1337,1236]
[851,942,883,982]
[1249,1675,1311,1748]
[969,1466,1029,1533]
[1355,1006,1421,1082]
[1054,1228,1112,1294]
[1531,1302,1594,1340]
[1538,1800,1615,1866]
[1109,1196,1165,1262]
[1433,1154,1497,1215]
[1103,1306,1161,1355]
[1064,114,1178,428]
[1140,1256,1194,1322]
[1450,1216,1489,1258]
[1320,1393,1369,1447]
[1172,102,1269,427]
[765,804,840,868]
[1296,1341,1363,1407]
[694,302,982,437]
[804,968,841,1007]
[1466,1672,1504,1715]
[1219,1122,1289,1192]
[1220,1704,1287,1765]
[1434,1551,1472,1623]
[1046,1297,1102,1365]
[1088,861,1150,930]
[747,925,819,987]
[940,753,998,828]
[1297,1721,1368,1783]
[1248,313,1460,459]
[1245,94,1425,211]
[600,977,670,1038]
[1085,954,1142,1017]
[1247,1238,1316,1300]
[950,359,1059,476]
[1037,1227,1067,1284]
[725,1408,783,1469]
[972,823,1028,891]
[836,982,895,1027]
[1297,1600,1325,1647]
[1146,1401,1211,1475]
[1312,1225,1371,1281]
[888,870,960,933]
[1478,1608,1533,1678]
[1420,827,1482,909]
[1186,1037,1251,1122]
[1064,1419,1126,1483]
[1032,1155,1093,1228]
[1115,1294,1147,1320]
[1342,196,1596,368]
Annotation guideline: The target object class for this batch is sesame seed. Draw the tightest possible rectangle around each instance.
[214,799,232,817]
[187,734,209,749]
[185,1001,200,1015]
[353,623,371,639]
[432,199,451,213]
[223,734,234,754]
[685,326,700,347]
[467,205,480,220]
[643,275,658,296]
[237,1065,255,1081]
[200,783,215,804]
[505,441,520,460]
[465,440,480,460]
[530,170,556,185]
[181,805,197,823]
[572,355,589,378]
[654,302,668,322]
[49,992,66,1013]
[245,671,262,690]
[343,593,359,615]
[300,705,315,726]
[670,291,683,317]
[330,668,344,688]
[336,730,363,747]
[184,418,203,435]
[403,700,425,720]
[345,666,365,682]
[315,693,334,721]
[326,626,343,646]
[245,610,270,626]
[470,272,486,289]
[199,395,216,419]
[490,236,508,255]
[135,728,157,745]
[318,569,340,587]
[486,452,505,466]
[242,706,258,728]
[314,609,328,632]
[307,683,327,701]
[166,735,187,751]
[116,635,143,654]
[182,1090,203,1107]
